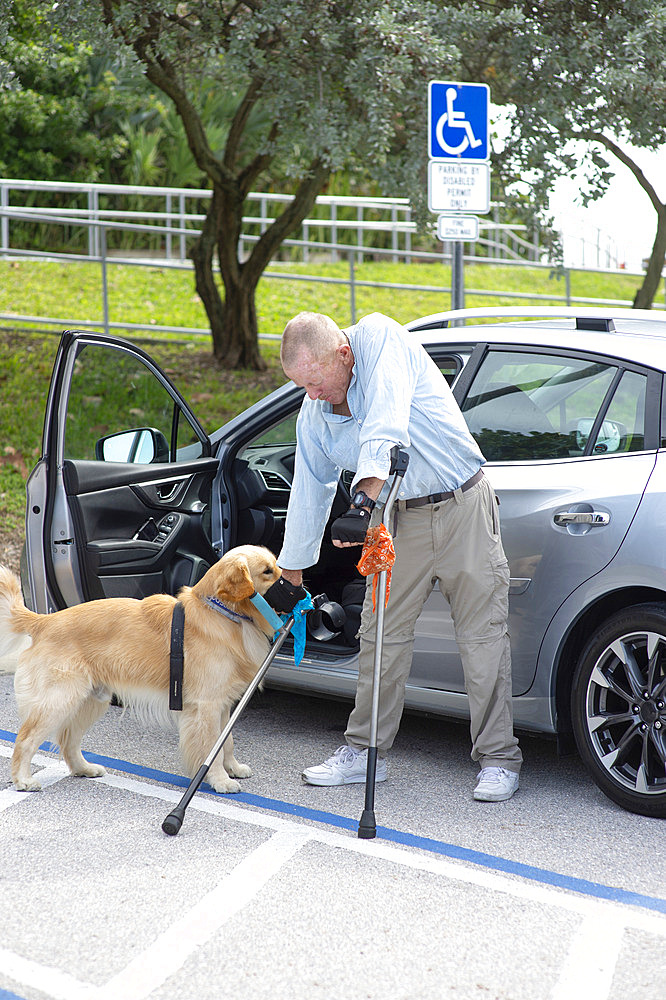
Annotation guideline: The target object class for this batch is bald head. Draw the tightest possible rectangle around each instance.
[280,312,346,371]
[280,312,354,406]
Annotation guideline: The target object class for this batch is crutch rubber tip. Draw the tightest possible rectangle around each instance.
[162,810,184,836]
[357,810,377,839]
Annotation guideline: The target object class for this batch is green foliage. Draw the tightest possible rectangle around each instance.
[0,1,132,181]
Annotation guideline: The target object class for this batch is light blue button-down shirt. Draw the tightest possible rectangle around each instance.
[278,313,484,570]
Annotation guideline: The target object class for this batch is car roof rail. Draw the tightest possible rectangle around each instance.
[408,306,666,330]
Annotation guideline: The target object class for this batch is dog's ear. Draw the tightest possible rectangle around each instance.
[215,553,256,603]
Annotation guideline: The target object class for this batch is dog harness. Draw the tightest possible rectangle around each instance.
[169,601,185,711]
[168,590,315,712]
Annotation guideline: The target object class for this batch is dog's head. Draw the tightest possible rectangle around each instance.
[200,545,281,605]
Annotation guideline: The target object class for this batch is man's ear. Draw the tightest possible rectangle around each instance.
[338,343,353,365]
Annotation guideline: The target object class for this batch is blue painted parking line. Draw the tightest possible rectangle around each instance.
[2,727,666,916]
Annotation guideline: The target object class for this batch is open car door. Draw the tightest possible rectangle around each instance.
[24,331,219,613]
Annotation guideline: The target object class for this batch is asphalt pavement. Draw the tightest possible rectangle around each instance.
[1,657,665,1000]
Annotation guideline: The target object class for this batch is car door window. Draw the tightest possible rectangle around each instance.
[63,343,204,462]
[461,350,624,461]
[591,369,647,453]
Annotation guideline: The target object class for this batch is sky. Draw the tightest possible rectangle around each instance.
[547,143,666,274]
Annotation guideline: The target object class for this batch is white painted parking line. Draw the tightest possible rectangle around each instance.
[0,946,91,1000]
[97,768,666,938]
[2,747,666,1000]
[550,912,625,1000]
[0,759,68,811]
[91,826,314,1000]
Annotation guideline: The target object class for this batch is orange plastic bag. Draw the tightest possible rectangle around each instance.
[356,523,395,612]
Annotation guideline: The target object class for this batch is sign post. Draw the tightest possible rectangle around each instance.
[427,81,491,314]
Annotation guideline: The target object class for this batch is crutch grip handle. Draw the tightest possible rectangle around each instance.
[389,446,409,478]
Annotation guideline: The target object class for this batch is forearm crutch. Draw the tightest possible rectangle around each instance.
[162,616,296,836]
[358,447,409,840]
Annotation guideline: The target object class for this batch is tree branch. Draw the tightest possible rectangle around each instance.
[224,77,264,170]
[243,160,330,284]
[237,122,279,197]
[581,131,666,214]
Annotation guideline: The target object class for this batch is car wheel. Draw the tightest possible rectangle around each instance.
[571,604,666,818]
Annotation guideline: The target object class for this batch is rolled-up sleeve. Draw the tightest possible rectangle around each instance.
[352,319,416,489]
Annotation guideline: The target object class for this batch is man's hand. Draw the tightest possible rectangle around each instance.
[331,507,371,547]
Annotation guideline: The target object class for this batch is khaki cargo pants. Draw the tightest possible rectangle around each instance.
[345,474,523,773]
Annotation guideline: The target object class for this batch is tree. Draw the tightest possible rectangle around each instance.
[49,0,455,369]
[434,1,666,308]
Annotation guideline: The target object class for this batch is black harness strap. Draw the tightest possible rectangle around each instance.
[169,601,185,711]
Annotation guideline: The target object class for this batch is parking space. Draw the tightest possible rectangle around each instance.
[1,670,665,1000]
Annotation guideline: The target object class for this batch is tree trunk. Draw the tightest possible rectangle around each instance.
[633,204,666,309]
[187,188,266,369]
[188,189,227,354]
[217,274,264,369]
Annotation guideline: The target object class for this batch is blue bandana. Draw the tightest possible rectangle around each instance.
[248,590,315,665]
[287,593,315,665]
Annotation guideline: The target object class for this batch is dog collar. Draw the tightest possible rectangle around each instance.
[203,596,252,624]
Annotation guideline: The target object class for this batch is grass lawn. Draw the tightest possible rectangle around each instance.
[0,256,649,573]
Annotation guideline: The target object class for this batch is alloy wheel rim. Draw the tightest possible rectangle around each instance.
[585,629,666,795]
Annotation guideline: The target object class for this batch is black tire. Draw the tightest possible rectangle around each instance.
[571,604,666,818]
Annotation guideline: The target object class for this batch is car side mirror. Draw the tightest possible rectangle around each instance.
[95,427,170,464]
[576,418,626,455]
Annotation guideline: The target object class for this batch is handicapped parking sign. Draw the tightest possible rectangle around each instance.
[429,81,490,161]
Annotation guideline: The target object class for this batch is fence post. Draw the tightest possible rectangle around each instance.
[331,202,338,262]
[405,206,412,265]
[100,225,110,337]
[179,194,186,261]
[88,188,97,258]
[349,251,356,325]
[0,183,8,254]
[357,204,363,265]
[565,267,571,306]
[165,193,172,260]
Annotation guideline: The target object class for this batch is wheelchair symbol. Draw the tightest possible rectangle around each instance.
[435,87,483,156]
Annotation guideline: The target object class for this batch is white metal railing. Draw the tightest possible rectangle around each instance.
[0,178,660,340]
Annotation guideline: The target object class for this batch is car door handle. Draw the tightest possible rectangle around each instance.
[554,510,610,526]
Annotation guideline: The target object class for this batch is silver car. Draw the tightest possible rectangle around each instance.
[22,307,666,818]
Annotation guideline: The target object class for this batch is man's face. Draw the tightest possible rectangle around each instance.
[284,345,354,405]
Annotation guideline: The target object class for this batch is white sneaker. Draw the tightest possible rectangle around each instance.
[473,766,519,801]
[302,745,388,786]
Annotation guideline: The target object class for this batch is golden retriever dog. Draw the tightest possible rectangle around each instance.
[0,545,281,794]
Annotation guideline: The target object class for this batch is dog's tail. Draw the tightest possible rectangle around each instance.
[0,565,37,665]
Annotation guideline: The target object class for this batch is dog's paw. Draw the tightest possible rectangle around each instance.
[71,763,106,779]
[208,774,241,794]
[14,776,42,792]
[228,761,252,779]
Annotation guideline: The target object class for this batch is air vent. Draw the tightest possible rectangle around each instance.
[576,317,616,333]
[260,470,290,491]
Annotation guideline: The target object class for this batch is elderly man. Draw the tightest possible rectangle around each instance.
[272,311,522,801]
